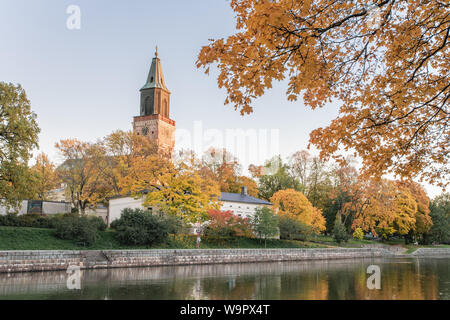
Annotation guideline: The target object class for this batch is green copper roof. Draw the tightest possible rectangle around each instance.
[141,46,170,92]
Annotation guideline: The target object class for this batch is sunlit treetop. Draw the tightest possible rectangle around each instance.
[197,0,449,187]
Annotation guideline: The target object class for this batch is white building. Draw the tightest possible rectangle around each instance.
[219,187,272,219]
[0,200,72,216]
[107,187,272,226]
[108,194,148,224]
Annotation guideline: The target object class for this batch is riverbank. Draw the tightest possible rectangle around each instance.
[0,248,395,273]
[0,226,328,250]
[1,245,450,274]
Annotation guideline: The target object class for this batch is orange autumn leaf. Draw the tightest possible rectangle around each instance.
[197,0,449,188]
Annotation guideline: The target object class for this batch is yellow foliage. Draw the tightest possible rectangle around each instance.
[270,189,326,234]
[352,179,418,237]
[197,0,449,188]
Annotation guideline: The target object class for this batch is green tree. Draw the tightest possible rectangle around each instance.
[0,83,40,208]
[278,215,312,241]
[429,193,450,244]
[251,207,279,247]
[257,156,302,201]
[332,215,349,244]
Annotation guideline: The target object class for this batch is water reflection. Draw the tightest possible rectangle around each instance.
[0,257,448,300]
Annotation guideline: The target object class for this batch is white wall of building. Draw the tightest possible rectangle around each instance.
[42,202,72,215]
[0,200,28,216]
[85,207,108,223]
[109,197,270,223]
[109,196,145,223]
[220,201,267,219]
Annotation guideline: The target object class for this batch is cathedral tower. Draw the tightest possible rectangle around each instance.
[133,47,176,155]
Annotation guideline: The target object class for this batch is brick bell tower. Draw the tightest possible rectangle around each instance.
[133,47,176,155]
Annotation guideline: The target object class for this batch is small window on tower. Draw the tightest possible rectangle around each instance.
[150,77,154,83]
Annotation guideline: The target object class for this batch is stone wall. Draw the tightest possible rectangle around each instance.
[0,251,82,273]
[0,248,397,274]
[412,248,450,257]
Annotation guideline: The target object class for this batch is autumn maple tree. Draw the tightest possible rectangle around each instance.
[121,151,221,224]
[270,188,326,233]
[30,152,60,200]
[56,139,111,214]
[205,209,253,237]
[197,0,449,187]
[200,147,259,196]
[351,179,426,239]
[103,130,159,195]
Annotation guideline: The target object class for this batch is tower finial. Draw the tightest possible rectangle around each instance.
[155,45,158,58]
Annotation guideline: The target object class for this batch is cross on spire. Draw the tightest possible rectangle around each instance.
[155,45,158,58]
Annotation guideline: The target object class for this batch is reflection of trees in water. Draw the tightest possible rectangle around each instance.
[435,258,450,300]
[353,259,440,300]
[0,258,447,300]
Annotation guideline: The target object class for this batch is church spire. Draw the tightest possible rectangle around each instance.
[134,47,176,156]
[141,46,169,92]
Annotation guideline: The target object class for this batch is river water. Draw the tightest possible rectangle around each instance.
[0,257,448,300]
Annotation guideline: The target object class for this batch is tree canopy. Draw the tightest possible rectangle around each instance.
[270,188,326,234]
[0,82,40,207]
[197,0,450,188]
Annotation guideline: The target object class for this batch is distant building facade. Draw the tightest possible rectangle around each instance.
[219,187,272,219]
[0,200,72,216]
[107,187,272,227]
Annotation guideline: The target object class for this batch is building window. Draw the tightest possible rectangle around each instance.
[145,96,154,115]
[163,99,168,117]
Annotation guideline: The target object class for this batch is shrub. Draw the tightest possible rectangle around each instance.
[278,215,312,241]
[204,210,253,238]
[54,216,98,246]
[87,216,107,231]
[164,214,191,235]
[353,228,364,240]
[111,208,169,246]
[0,212,89,229]
[0,213,20,227]
[17,214,54,229]
[332,215,349,244]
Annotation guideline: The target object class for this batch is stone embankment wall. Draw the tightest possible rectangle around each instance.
[0,248,397,274]
[412,248,450,257]
[0,251,82,273]
[1,247,449,274]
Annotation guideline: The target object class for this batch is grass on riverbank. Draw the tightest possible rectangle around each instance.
[307,234,450,251]
[0,226,327,251]
[2,226,447,251]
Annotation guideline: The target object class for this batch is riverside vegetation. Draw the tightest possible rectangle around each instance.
[0,206,448,251]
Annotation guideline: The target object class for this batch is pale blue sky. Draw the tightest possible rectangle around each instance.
[0,1,444,197]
